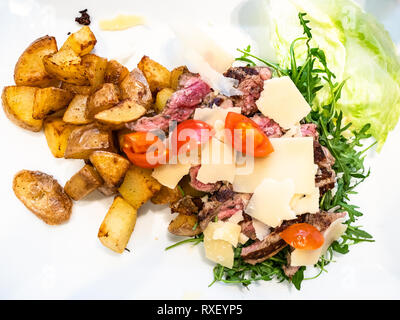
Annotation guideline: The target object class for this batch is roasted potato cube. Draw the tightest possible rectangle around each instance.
[14,36,58,87]
[32,87,74,119]
[105,60,129,85]
[137,55,171,93]
[154,88,174,113]
[64,123,114,159]
[94,99,146,126]
[119,68,152,108]
[82,54,108,90]
[98,196,137,253]
[170,66,188,90]
[13,170,72,225]
[89,151,130,187]
[168,213,202,236]
[63,94,91,124]
[43,49,88,85]
[44,117,75,158]
[61,82,92,95]
[2,86,43,132]
[151,185,182,205]
[60,26,97,56]
[118,165,161,209]
[64,164,103,200]
[86,83,119,118]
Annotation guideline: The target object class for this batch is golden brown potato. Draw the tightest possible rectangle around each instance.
[43,49,88,85]
[64,164,103,200]
[64,123,114,159]
[44,117,76,158]
[119,68,152,109]
[137,55,171,93]
[32,87,74,119]
[13,170,72,225]
[154,88,174,113]
[118,165,161,209]
[170,65,188,90]
[2,86,43,132]
[86,83,120,118]
[61,82,92,95]
[14,36,58,87]
[62,94,92,125]
[89,151,130,187]
[94,99,146,126]
[82,54,108,90]
[60,26,97,56]
[98,196,137,253]
[168,213,202,236]
[105,60,129,85]
[151,185,182,205]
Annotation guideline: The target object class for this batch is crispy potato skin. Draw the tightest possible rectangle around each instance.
[64,164,103,200]
[89,151,130,187]
[97,184,118,196]
[13,170,72,225]
[168,213,202,237]
[64,123,114,159]
[33,87,74,119]
[98,196,137,253]
[105,60,129,85]
[61,82,92,95]
[60,26,97,56]
[118,165,161,209]
[44,117,76,158]
[43,49,89,85]
[170,66,188,90]
[151,186,182,205]
[94,98,146,126]
[14,36,58,87]
[63,94,92,125]
[81,54,108,91]
[138,55,171,93]
[154,88,174,113]
[86,83,120,118]
[119,69,152,109]
[2,86,43,132]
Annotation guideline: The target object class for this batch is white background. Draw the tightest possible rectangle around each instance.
[0,0,399,299]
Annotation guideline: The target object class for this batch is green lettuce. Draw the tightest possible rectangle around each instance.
[265,0,400,150]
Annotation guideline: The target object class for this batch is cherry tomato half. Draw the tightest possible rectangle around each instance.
[123,132,169,168]
[224,112,273,157]
[279,223,324,250]
[170,119,214,155]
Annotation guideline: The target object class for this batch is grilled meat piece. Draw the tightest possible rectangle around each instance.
[223,66,272,115]
[170,196,203,215]
[241,211,346,265]
[189,165,222,193]
[250,113,283,137]
[313,140,336,195]
[127,73,210,131]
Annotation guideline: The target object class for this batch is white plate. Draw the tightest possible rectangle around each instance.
[0,0,399,299]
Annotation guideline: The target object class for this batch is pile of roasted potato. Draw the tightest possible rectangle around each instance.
[3,26,186,253]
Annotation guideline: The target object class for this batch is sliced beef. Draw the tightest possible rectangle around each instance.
[223,66,272,115]
[126,74,211,131]
[198,192,251,230]
[202,91,234,109]
[301,123,318,138]
[313,140,336,195]
[189,165,221,193]
[250,113,283,137]
[241,211,346,265]
[213,184,235,202]
[239,213,257,240]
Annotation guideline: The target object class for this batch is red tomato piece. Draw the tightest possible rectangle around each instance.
[224,112,273,157]
[123,132,169,168]
[279,223,324,250]
[170,119,214,155]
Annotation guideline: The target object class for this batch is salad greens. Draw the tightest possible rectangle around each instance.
[265,0,400,150]
[167,9,381,290]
